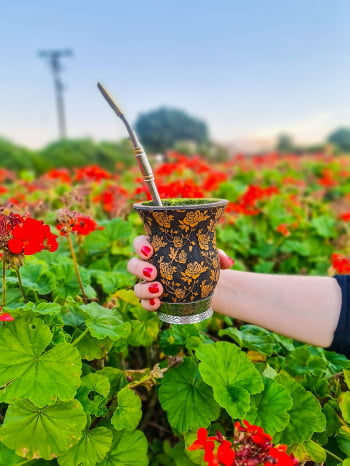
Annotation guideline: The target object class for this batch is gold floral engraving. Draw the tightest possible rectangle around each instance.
[178,210,210,231]
[152,235,167,251]
[152,212,174,228]
[197,229,210,250]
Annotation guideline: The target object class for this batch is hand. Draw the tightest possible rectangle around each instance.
[127,235,234,311]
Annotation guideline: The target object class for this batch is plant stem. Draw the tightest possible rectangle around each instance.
[71,328,89,346]
[2,258,6,307]
[15,267,27,303]
[323,448,343,462]
[67,233,88,303]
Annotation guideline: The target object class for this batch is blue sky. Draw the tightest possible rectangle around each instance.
[1,0,349,149]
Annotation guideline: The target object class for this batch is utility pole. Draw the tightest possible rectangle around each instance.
[39,49,73,139]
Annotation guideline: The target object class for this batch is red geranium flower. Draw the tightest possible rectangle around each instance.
[331,253,350,274]
[7,217,58,255]
[56,209,103,236]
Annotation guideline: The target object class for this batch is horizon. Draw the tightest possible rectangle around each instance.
[1,1,349,150]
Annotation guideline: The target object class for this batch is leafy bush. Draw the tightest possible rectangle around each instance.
[0,151,350,464]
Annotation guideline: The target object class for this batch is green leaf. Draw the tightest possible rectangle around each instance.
[245,377,293,435]
[34,302,62,315]
[0,442,22,466]
[290,440,326,463]
[97,429,148,466]
[76,373,110,417]
[284,347,327,377]
[98,367,128,397]
[76,333,114,361]
[344,369,350,390]
[274,374,326,444]
[128,310,159,347]
[159,324,208,356]
[196,341,264,419]
[339,391,350,423]
[58,427,113,466]
[311,215,336,238]
[92,271,132,294]
[337,426,350,456]
[0,318,81,406]
[111,387,142,431]
[280,240,311,256]
[220,324,276,356]
[52,262,91,299]
[18,262,56,294]
[158,357,220,433]
[83,218,133,254]
[80,303,131,341]
[0,399,86,460]
[114,289,140,307]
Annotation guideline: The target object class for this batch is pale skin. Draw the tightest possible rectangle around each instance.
[127,235,342,348]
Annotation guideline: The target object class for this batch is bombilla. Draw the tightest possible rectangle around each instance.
[97,82,163,206]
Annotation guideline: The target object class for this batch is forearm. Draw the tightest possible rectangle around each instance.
[212,269,342,347]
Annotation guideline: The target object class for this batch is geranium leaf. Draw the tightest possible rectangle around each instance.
[76,333,114,361]
[0,399,86,460]
[158,357,220,433]
[196,341,264,419]
[284,347,327,377]
[0,442,22,466]
[128,311,159,346]
[111,387,142,431]
[274,374,326,444]
[245,377,293,435]
[57,427,113,466]
[0,318,81,406]
[290,440,326,463]
[336,426,350,456]
[80,303,131,341]
[97,430,148,466]
[76,374,110,417]
[339,391,350,423]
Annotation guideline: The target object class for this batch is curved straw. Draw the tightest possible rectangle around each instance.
[97,83,162,206]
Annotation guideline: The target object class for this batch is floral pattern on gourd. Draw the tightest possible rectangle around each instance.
[136,204,226,303]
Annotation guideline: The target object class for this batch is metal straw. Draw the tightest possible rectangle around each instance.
[97,82,163,206]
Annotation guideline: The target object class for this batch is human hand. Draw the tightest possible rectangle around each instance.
[127,235,234,311]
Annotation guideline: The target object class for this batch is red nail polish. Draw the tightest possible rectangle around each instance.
[143,267,153,278]
[228,257,235,266]
[149,283,159,294]
[141,245,152,256]
[149,298,156,306]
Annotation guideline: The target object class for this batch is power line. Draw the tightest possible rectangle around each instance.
[38,49,73,139]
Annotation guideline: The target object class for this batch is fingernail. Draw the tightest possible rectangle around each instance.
[149,298,156,306]
[228,257,235,266]
[141,246,152,256]
[149,284,159,294]
[143,267,153,278]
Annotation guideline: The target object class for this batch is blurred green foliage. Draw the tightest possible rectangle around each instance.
[0,137,135,174]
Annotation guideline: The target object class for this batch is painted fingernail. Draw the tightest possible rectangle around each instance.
[143,267,153,278]
[149,298,156,306]
[141,246,152,256]
[149,284,159,294]
[228,257,235,266]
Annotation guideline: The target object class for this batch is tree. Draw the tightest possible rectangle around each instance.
[134,107,209,153]
[327,127,350,152]
[276,134,294,153]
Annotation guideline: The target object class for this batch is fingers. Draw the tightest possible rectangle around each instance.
[218,249,235,269]
[133,235,153,259]
[134,281,163,300]
[127,257,158,281]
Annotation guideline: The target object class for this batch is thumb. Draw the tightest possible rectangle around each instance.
[218,249,235,269]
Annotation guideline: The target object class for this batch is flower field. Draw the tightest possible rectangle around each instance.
[1,150,350,465]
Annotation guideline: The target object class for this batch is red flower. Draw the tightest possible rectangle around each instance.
[56,210,103,236]
[46,168,72,184]
[268,445,299,465]
[0,311,14,322]
[7,217,58,255]
[331,253,350,274]
[338,212,350,222]
[188,427,216,452]
[74,165,111,182]
[276,223,290,236]
[217,440,235,466]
